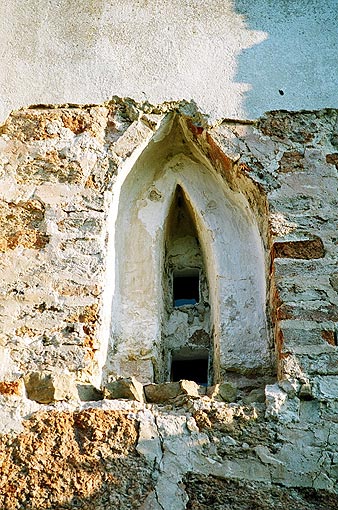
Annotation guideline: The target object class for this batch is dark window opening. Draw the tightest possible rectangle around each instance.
[173,270,199,307]
[171,357,208,386]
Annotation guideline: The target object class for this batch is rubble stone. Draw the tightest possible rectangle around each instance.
[207,382,238,402]
[0,379,24,396]
[184,473,338,510]
[243,388,266,404]
[24,371,79,404]
[0,199,49,252]
[144,380,201,403]
[265,383,300,423]
[103,377,145,403]
[77,383,103,402]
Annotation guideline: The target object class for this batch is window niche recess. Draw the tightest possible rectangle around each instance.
[162,185,212,384]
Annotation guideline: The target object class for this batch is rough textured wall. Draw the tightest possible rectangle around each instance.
[207,109,338,386]
[1,0,338,123]
[0,408,153,509]
[1,397,338,509]
[0,101,337,508]
[0,101,337,385]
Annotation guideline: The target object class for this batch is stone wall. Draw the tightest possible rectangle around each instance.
[0,100,337,508]
[1,395,338,509]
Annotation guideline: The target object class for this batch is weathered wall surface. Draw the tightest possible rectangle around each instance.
[0,0,337,123]
[109,115,270,385]
[1,395,338,509]
[0,101,337,507]
[0,101,268,387]
[0,101,337,387]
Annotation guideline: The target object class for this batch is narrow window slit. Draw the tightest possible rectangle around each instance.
[173,269,199,307]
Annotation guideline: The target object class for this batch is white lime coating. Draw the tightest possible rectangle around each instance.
[0,0,337,123]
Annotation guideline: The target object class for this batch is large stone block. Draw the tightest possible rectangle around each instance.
[103,377,145,403]
[313,376,338,401]
[144,380,201,403]
[273,235,325,260]
[295,352,338,376]
[24,371,79,404]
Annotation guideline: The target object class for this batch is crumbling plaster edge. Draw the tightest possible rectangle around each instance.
[4,95,338,131]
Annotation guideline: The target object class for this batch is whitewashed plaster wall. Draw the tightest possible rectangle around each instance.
[0,0,337,124]
[105,116,270,384]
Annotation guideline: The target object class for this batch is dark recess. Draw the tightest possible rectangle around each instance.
[173,275,199,306]
[171,358,208,385]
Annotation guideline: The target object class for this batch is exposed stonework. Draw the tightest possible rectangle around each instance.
[0,408,153,509]
[0,395,338,509]
[0,199,49,252]
[0,100,337,506]
[24,371,79,404]
[0,380,23,397]
[184,474,338,510]
[104,377,145,403]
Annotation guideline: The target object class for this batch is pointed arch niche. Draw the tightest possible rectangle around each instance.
[102,115,273,385]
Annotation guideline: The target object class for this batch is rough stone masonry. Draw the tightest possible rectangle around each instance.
[0,99,337,509]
